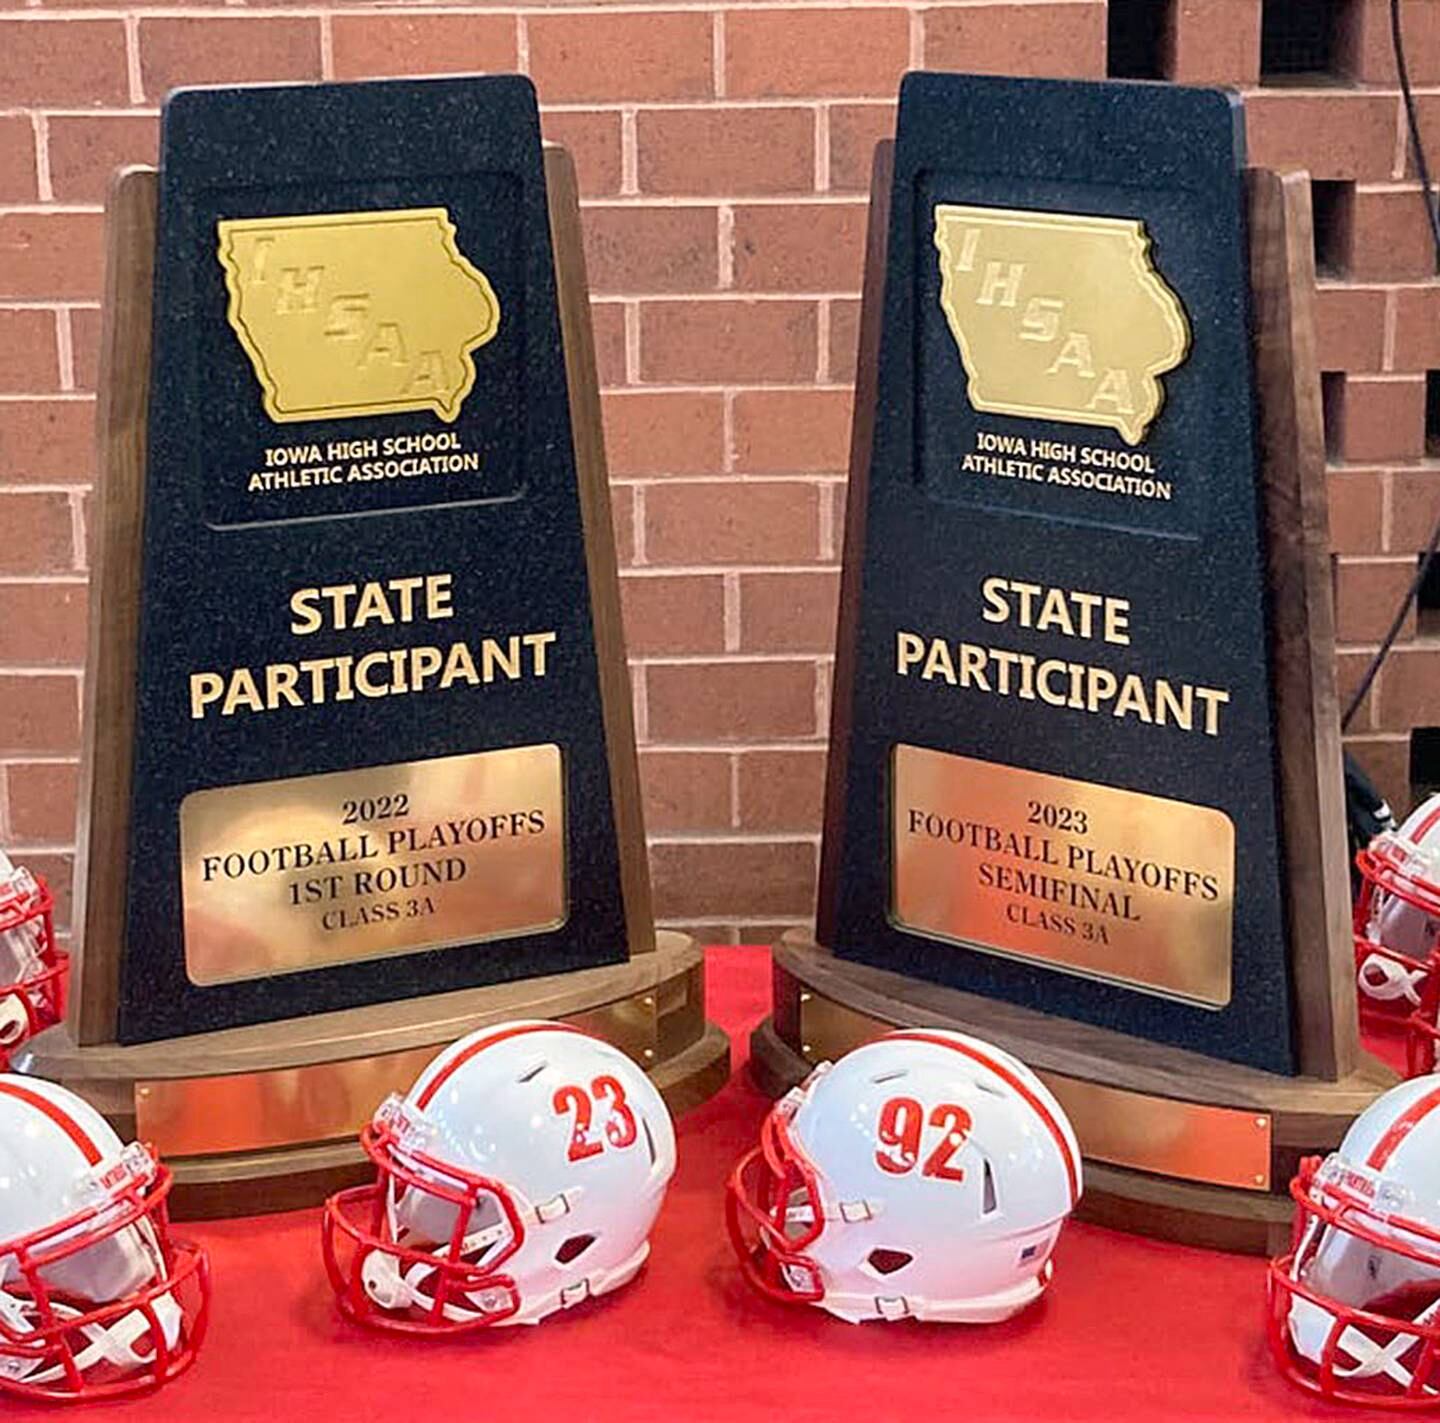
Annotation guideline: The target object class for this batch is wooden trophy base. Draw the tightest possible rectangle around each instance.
[28,931,728,1219]
[751,933,1392,1257]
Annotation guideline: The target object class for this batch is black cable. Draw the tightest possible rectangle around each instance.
[1340,0,1440,731]
[1391,0,1440,261]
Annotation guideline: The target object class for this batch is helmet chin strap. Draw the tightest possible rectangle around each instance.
[1289,1290,1440,1393]
[0,1288,183,1388]
[359,1251,514,1323]
[362,1192,518,1324]
[1331,1299,1440,1391]
[1359,952,1427,1005]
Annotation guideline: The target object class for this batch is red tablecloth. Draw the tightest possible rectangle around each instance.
[7,948,1380,1421]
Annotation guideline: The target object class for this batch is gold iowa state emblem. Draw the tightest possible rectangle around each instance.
[933,205,1190,446]
[217,208,500,425]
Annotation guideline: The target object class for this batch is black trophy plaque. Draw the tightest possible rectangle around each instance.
[39,76,728,1214]
[751,73,1390,1254]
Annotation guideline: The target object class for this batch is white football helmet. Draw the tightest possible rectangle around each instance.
[0,851,67,1065]
[1354,795,1440,1073]
[0,1075,210,1401]
[323,1019,677,1332]
[1269,1074,1440,1406]
[727,1028,1082,1324]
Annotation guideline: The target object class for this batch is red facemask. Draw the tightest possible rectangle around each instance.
[322,1106,525,1334]
[725,1100,827,1306]
[1269,1156,1440,1407]
[0,1146,210,1402]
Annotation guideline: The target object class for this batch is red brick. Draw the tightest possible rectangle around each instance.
[923,3,1106,77]
[0,676,78,754]
[70,309,102,392]
[4,762,78,846]
[1341,0,1440,84]
[638,108,814,197]
[332,14,516,79]
[1393,469,1440,544]
[0,114,36,202]
[826,481,849,561]
[1168,0,1260,84]
[638,299,816,383]
[648,660,817,742]
[590,302,627,389]
[603,392,725,477]
[828,299,861,383]
[638,750,730,831]
[1381,649,1440,731]
[0,19,127,106]
[732,203,865,293]
[739,570,839,652]
[0,493,73,575]
[542,111,623,198]
[733,389,852,473]
[0,582,87,665]
[1393,285,1440,371]
[1334,560,1417,643]
[48,115,159,204]
[0,310,59,391]
[1314,284,1386,373]
[529,11,711,104]
[733,923,807,946]
[0,213,104,301]
[139,18,321,102]
[1408,94,1440,183]
[828,104,894,196]
[671,923,739,945]
[1327,471,1384,556]
[1336,649,1378,730]
[79,491,93,573]
[619,573,725,654]
[1343,737,1409,818]
[645,480,819,565]
[650,839,814,918]
[0,400,94,485]
[611,487,636,566]
[583,207,718,296]
[737,748,826,831]
[1245,93,1398,182]
[1346,188,1439,281]
[1333,377,1426,463]
[725,8,908,98]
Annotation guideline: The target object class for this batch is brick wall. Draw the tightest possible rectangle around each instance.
[0,0,1436,945]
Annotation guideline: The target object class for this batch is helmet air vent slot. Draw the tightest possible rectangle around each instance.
[871,1070,907,1085]
[642,1117,657,1166]
[515,1059,547,1084]
[982,1159,999,1215]
[555,1234,596,1265]
[866,1248,913,1276]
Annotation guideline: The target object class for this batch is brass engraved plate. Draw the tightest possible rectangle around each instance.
[217,208,500,424]
[792,990,1271,1192]
[934,204,1190,445]
[891,745,1234,1006]
[180,745,565,986]
[134,994,658,1158]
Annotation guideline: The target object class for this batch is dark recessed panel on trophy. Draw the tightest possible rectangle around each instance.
[31,75,731,1214]
[745,69,1370,1253]
[820,74,1298,1075]
[106,78,638,1043]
